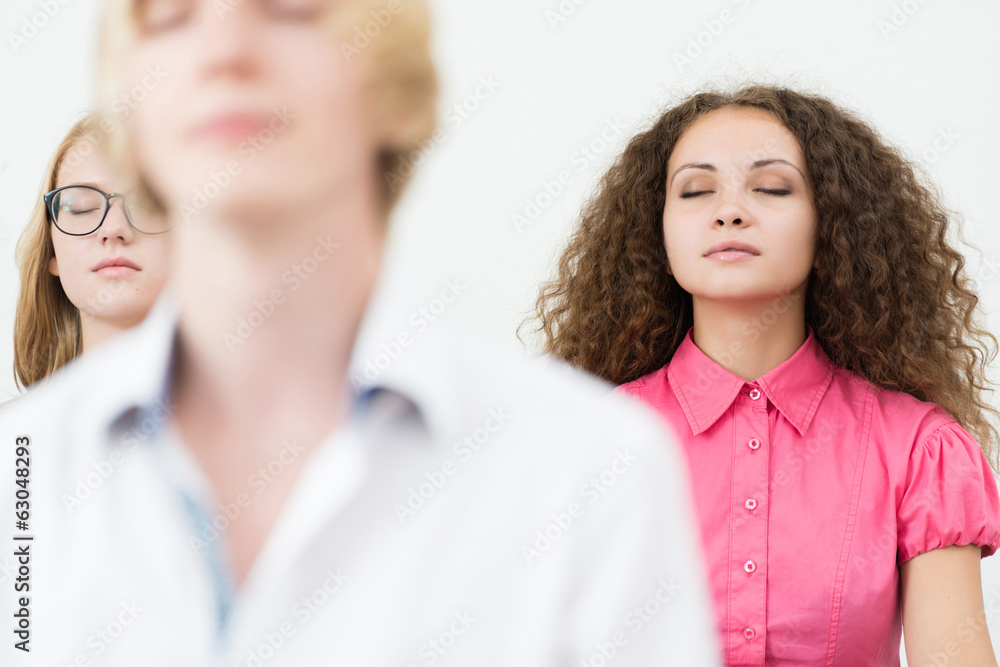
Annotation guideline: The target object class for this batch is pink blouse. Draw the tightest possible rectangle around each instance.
[613,325,1000,666]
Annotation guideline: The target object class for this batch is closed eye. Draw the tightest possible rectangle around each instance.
[679,189,790,198]
[135,0,192,34]
[265,0,324,21]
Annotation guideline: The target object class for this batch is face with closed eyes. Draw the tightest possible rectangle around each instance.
[47,146,170,330]
[124,0,379,224]
[662,106,818,304]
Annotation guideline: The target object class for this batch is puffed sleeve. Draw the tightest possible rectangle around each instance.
[896,421,1000,564]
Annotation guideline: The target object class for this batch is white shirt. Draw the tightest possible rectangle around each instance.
[0,272,721,666]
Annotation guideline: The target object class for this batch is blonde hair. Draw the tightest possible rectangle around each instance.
[14,113,110,389]
[96,0,439,213]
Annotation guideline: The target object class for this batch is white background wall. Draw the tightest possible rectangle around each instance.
[1,0,998,662]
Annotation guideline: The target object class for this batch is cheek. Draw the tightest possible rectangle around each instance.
[267,31,343,89]
[662,217,696,261]
[126,45,190,163]
[49,234,74,274]
[788,216,818,269]
[140,238,172,280]
[49,242,92,304]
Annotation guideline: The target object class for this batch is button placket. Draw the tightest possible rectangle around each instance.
[730,384,769,662]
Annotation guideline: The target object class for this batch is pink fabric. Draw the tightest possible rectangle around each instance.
[613,326,1000,666]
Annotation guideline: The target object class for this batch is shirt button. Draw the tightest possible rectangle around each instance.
[744,559,756,573]
[745,498,758,511]
[747,438,761,450]
[744,626,756,640]
[748,388,762,400]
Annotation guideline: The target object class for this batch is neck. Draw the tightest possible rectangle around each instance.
[690,286,808,382]
[168,183,385,447]
[80,313,140,353]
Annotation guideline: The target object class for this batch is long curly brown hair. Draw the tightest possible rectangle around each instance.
[521,84,1000,472]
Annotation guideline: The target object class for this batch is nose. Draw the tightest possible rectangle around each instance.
[196,5,263,80]
[716,216,743,226]
[99,196,135,244]
[713,187,752,228]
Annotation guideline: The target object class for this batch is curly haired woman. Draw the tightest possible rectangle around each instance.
[524,84,1000,666]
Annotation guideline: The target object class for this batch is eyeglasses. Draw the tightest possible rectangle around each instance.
[43,185,171,236]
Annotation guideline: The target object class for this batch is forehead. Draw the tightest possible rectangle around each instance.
[670,107,804,169]
[55,145,118,188]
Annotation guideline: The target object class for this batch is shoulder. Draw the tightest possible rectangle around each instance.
[611,364,670,400]
[0,313,164,443]
[0,345,108,429]
[825,366,957,450]
[416,321,681,463]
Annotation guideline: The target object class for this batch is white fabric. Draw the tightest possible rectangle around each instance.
[0,272,721,666]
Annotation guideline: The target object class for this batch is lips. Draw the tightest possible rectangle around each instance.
[192,112,270,143]
[92,257,140,273]
[704,240,760,257]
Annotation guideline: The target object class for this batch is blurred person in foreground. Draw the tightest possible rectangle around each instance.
[0,0,720,665]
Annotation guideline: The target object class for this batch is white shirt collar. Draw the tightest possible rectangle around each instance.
[88,270,464,446]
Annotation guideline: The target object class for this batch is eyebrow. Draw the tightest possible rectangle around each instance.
[669,159,806,187]
[56,181,109,191]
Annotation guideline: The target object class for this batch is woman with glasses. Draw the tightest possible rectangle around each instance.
[13,112,171,388]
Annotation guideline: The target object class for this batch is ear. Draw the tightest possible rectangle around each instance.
[378,101,436,154]
[48,255,59,277]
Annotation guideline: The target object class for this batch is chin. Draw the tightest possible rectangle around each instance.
[688,284,783,303]
[92,299,151,322]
